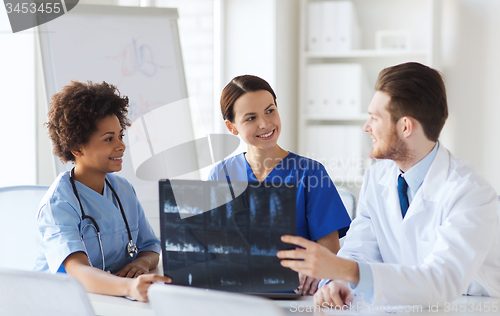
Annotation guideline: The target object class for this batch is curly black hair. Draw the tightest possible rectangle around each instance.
[46,81,131,163]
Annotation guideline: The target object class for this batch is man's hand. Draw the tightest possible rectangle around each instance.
[277,235,340,280]
[277,235,360,284]
[314,280,354,307]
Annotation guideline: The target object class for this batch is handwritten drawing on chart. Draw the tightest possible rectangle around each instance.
[107,39,172,86]
[128,94,165,122]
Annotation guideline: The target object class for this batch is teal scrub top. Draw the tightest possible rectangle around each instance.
[35,171,161,274]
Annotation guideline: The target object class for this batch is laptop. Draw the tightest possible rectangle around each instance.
[159,179,300,298]
[0,268,95,316]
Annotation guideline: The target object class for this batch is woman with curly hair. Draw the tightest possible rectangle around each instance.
[35,81,171,301]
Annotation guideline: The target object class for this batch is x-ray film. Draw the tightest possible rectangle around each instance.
[159,180,298,293]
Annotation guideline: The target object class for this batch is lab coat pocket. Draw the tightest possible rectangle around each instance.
[416,239,434,264]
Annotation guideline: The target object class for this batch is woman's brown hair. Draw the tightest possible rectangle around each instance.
[220,75,277,122]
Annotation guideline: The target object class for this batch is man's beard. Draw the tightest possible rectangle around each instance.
[371,127,410,163]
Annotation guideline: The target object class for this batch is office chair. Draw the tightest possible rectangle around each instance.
[337,188,356,247]
[149,284,285,316]
[337,188,356,220]
[0,185,49,270]
[0,268,95,316]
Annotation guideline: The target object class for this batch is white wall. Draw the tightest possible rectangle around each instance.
[0,7,36,187]
[223,0,277,86]
[220,0,500,194]
[275,0,299,153]
[441,0,500,191]
[4,0,500,194]
[221,0,299,154]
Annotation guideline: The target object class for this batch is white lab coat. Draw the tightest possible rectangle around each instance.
[339,144,500,306]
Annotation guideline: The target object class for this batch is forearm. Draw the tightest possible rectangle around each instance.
[135,251,160,271]
[70,264,133,296]
[64,251,171,301]
[64,252,133,297]
[317,231,340,254]
[333,257,360,286]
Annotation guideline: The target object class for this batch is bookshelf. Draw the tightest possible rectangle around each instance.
[297,0,442,187]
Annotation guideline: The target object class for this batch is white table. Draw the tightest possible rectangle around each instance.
[88,293,312,316]
[88,293,500,316]
[88,293,155,316]
[89,265,500,315]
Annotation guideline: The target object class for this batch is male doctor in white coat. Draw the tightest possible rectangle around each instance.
[278,62,500,306]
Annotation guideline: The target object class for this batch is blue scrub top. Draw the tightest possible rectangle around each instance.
[208,152,351,241]
[35,171,161,274]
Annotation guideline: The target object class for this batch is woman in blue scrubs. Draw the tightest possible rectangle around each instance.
[35,81,171,301]
[208,75,351,295]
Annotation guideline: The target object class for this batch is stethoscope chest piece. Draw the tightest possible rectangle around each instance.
[127,240,138,257]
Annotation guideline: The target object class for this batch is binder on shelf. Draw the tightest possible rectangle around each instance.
[340,64,370,116]
[305,125,365,179]
[306,65,322,115]
[307,0,361,52]
[306,125,344,178]
[344,126,363,178]
[334,0,361,51]
[307,2,323,51]
[322,64,340,115]
[322,1,337,51]
[306,63,369,118]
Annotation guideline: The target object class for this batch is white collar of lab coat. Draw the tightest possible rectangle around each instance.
[416,142,450,203]
[378,142,450,219]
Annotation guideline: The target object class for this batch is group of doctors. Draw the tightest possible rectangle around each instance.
[35,62,500,305]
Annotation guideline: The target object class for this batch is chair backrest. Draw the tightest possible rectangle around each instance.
[0,185,50,270]
[148,284,285,316]
[0,268,95,316]
[337,188,356,220]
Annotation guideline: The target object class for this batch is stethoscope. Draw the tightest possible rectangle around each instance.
[70,168,137,271]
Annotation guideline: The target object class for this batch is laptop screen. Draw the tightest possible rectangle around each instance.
[159,179,299,293]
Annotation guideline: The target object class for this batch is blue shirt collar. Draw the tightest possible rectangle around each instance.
[399,142,439,203]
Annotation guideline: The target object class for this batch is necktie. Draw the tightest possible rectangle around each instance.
[398,175,409,218]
